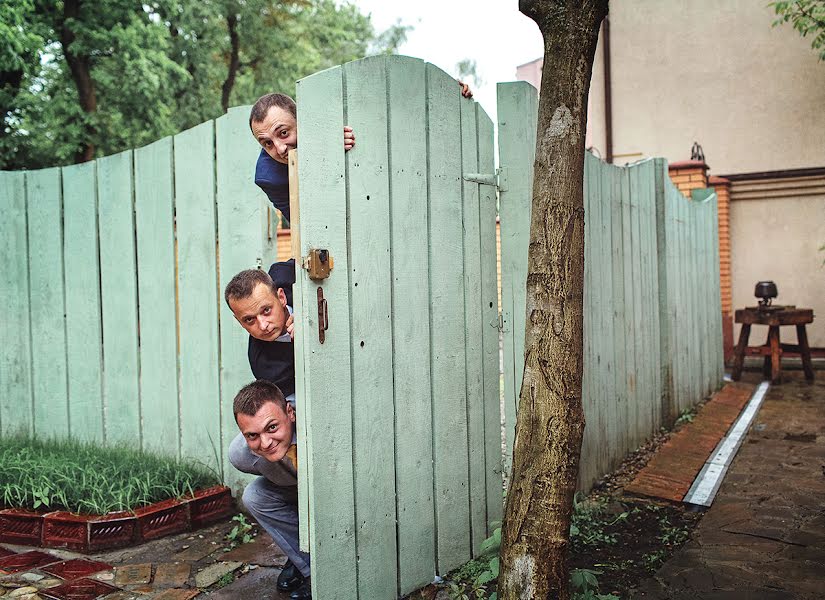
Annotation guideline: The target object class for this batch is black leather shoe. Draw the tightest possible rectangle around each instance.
[276,560,304,592]
[289,578,311,600]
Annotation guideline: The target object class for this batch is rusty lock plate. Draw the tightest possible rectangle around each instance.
[317,286,329,344]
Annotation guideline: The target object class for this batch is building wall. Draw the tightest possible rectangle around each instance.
[518,0,825,175]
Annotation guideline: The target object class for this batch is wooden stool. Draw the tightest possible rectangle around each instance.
[731,306,815,384]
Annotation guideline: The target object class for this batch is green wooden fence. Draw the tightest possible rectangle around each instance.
[0,107,278,493]
[498,81,724,490]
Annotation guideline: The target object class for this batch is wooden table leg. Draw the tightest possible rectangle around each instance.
[731,323,751,381]
[797,324,815,381]
[769,325,782,384]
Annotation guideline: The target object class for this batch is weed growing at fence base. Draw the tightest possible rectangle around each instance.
[0,433,220,514]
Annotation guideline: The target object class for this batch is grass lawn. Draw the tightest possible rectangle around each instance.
[0,434,221,514]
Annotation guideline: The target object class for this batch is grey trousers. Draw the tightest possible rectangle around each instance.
[229,432,311,578]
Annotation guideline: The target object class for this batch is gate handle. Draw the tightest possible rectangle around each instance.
[317,287,328,344]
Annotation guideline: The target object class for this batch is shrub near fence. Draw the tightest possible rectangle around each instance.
[498,81,724,491]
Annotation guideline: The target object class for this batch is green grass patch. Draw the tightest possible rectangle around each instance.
[0,433,221,514]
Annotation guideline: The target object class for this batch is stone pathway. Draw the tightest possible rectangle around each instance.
[0,519,291,599]
[634,372,825,599]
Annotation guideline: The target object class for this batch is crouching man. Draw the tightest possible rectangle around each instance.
[229,380,311,599]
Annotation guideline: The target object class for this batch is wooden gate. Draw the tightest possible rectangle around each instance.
[291,55,502,599]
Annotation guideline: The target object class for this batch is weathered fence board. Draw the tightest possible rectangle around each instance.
[0,171,32,434]
[98,151,141,444]
[63,161,104,442]
[498,83,724,490]
[27,168,69,437]
[134,137,179,456]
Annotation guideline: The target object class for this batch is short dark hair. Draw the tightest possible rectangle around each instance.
[234,380,287,421]
[224,269,276,308]
[249,93,296,130]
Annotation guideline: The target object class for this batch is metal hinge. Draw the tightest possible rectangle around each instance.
[463,167,509,192]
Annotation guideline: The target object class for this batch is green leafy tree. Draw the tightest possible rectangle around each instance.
[771,0,825,60]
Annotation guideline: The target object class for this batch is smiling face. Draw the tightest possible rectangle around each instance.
[236,400,296,462]
[251,105,297,164]
[229,282,289,342]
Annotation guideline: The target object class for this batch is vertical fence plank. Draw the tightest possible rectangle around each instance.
[609,164,628,456]
[427,62,470,574]
[386,56,437,595]
[654,159,673,423]
[63,162,104,442]
[27,168,69,437]
[174,121,221,466]
[710,195,724,385]
[296,64,358,598]
[581,153,596,486]
[460,98,486,555]
[98,151,140,444]
[0,171,33,434]
[478,108,502,535]
[216,106,266,489]
[343,56,398,599]
[496,82,537,474]
[135,137,179,456]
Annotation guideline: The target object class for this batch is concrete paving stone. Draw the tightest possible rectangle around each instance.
[172,547,215,563]
[152,564,191,588]
[201,566,289,600]
[114,564,152,587]
[100,593,146,600]
[219,534,287,568]
[192,562,241,589]
[147,589,200,600]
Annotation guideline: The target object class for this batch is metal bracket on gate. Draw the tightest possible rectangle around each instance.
[317,287,328,344]
[463,167,509,192]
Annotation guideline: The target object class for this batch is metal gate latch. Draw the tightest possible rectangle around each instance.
[317,287,329,344]
[304,248,334,280]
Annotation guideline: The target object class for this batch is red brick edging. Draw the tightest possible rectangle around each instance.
[0,485,232,553]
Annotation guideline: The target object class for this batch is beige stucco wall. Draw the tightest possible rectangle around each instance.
[730,196,825,347]
[519,1,825,173]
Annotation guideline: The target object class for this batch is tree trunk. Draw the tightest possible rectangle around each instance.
[498,1,608,599]
[221,12,240,113]
[60,0,97,163]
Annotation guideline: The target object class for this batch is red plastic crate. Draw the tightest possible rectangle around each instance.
[43,512,91,552]
[187,486,233,528]
[135,498,190,542]
[39,577,118,600]
[87,511,136,552]
[0,550,60,573]
[0,509,43,545]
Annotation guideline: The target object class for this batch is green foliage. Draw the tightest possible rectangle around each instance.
[570,568,620,600]
[447,525,501,600]
[674,406,697,427]
[0,433,220,514]
[1,0,409,169]
[570,493,628,551]
[771,1,825,60]
[224,513,256,549]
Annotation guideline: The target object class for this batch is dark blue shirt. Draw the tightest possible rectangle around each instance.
[254,148,290,223]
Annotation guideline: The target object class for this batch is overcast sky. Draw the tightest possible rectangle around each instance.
[352,0,544,119]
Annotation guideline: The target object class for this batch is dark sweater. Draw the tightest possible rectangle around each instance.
[254,149,290,223]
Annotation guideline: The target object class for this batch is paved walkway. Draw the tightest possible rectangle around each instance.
[634,372,825,600]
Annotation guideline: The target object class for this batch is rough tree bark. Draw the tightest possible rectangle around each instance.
[60,0,98,163]
[499,1,608,599]
[221,12,241,113]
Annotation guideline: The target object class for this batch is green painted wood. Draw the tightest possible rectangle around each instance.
[653,159,673,423]
[295,63,358,597]
[97,151,141,443]
[477,107,502,535]
[0,171,33,434]
[174,121,221,466]
[342,56,398,599]
[62,161,104,442]
[629,163,648,442]
[609,163,628,458]
[215,105,265,491]
[460,98,486,556]
[496,81,537,475]
[427,61,470,574]
[386,55,437,594]
[134,137,179,456]
[580,152,596,486]
[26,168,69,437]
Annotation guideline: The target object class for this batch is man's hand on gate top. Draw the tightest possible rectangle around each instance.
[458,80,473,98]
[286,313,295,341]
[344,126,356,151]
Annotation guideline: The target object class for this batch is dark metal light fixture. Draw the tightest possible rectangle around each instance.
[754,281,778,308]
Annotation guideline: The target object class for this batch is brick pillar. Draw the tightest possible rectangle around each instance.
[709,176,734,363]
[668,159,709,197]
